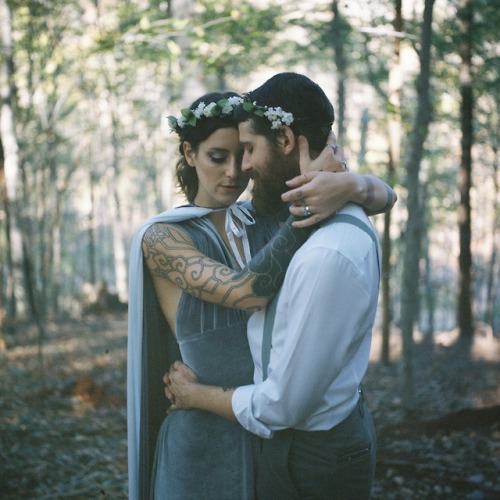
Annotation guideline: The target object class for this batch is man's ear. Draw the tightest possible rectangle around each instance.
[182,141,196,167]
[276,126,297,156]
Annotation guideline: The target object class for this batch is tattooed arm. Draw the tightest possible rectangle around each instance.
[282,171,396,227]
[282,132,397,227]
[142,215,309,312]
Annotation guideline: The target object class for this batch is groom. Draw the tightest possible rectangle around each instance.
[167,72,382,499]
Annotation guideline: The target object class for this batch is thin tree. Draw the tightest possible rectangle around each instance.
[485,146,498,331]
[0,0,24,319]
[399,0,435,413]
[457,0,474,337]
[381,0,403,365]
[0,138,6,351]
[331,0,346,139]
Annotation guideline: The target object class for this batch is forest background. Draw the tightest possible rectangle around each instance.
[0,0,499,498]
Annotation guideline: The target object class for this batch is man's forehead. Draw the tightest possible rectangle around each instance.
[238,121,255,141]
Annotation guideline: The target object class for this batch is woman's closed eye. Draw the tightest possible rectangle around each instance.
[208,153,229,164]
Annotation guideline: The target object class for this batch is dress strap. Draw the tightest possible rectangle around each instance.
[225,203,256,269]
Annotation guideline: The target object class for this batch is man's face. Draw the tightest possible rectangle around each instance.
[238,120,299,216]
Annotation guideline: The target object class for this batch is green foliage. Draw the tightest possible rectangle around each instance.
[177,1,284,79]
[1,0,499,327]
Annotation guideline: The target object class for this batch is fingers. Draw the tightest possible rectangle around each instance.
[164,379,175,404]
[284,171,321,194]
[298,135,310,170]
[288,209,322,228]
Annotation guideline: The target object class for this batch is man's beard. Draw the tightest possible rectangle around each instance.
[251,147,300,217]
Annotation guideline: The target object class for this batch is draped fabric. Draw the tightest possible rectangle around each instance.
[127,202,276,500]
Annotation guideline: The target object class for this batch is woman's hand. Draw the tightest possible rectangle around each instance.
[298,131,347,174]
[282,171,357,228]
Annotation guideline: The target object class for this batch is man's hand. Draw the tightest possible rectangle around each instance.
[164,361,200,409]
[163,361,238,420]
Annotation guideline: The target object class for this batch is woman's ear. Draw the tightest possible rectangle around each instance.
[183,141,196,167]
[276,126,297,156]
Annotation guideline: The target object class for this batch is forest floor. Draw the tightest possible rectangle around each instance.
[0,313,499,499]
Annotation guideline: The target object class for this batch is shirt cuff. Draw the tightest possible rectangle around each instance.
[232,385,273,439]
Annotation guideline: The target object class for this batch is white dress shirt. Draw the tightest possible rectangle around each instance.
[232,203,381,439]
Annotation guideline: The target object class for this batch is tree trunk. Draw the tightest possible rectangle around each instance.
[457,0,474,337]
[0,0,25,319]
[110,108,128,304]
[380,0,403,365]
[420,183,435,337]
[88,166,97,285]
[485,150,498,330]
[331,0,346,139]
[0,138,6,351]
[400,0,435,414]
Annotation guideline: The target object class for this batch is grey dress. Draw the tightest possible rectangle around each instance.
[150,212,278,500]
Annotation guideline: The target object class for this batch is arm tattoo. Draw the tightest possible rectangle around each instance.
[364,176,375,207]
[142,216,312,308]
[381,184,395,212]
[143,223,256,304]
[245,216,311,296]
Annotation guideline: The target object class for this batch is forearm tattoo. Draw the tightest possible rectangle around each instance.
[364,177,375,207]
[142,216,311,308]
[382,184,396,212]
[143,224,256,305]
[246,216,311,296]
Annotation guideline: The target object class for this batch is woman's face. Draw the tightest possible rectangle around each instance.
[184,127,249,208]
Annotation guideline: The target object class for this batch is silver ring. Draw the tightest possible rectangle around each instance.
[341,160,348,170]
[303,206,312,217]
[326,143,338,154]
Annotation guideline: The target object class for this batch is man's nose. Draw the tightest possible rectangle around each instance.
[241,152,252,173]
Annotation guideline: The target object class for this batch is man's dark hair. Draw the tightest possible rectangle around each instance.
[235,72,334,154]
[175,91,240,203]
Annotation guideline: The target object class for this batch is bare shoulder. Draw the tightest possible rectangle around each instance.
[142,222,195,254]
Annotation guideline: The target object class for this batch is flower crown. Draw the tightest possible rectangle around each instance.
[167,96,294,133]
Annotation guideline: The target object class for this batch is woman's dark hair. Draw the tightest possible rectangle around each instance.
[174,91,240,203]
[234,72,334,154]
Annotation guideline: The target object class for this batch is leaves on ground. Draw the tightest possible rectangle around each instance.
[0,315,499,499]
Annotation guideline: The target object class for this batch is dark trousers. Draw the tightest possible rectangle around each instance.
[256,399,376,500]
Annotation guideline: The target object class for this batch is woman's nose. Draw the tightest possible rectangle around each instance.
[226,159,239,178]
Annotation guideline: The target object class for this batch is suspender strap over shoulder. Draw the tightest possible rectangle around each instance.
[262,288,281,380]
[261,213,380,379]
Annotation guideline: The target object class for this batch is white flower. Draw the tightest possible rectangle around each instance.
[193,102,205,119]
[264,107,294,128]
[227,96,243,106]
[177,116,187,128]
[203,102,217,116]
[282,112,294,125]
[264,108,279,121]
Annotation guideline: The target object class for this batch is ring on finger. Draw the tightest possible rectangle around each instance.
[303,205,312,217]
[326,143,338,154]
[341,160,348,170]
